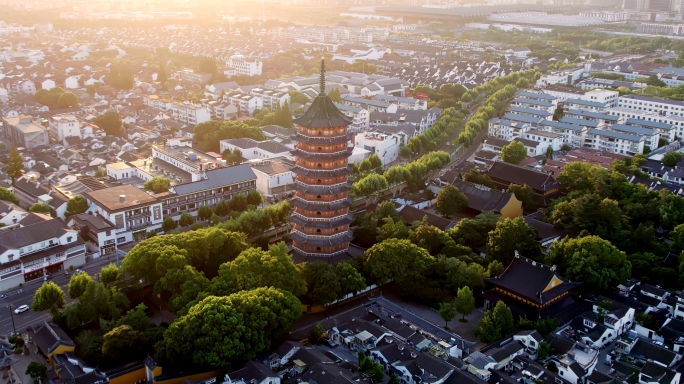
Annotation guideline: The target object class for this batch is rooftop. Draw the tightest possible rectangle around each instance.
[84,185,157,213]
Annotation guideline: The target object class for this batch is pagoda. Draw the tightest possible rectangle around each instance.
[288,60,354,260]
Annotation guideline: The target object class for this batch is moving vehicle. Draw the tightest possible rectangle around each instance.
[14,305,29,314]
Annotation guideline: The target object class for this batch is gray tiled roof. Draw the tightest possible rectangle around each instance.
[172,164,256,196]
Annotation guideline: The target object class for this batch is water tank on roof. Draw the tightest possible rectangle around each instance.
[188,152,197,161]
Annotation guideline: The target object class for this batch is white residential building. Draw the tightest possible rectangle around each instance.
[488,118,530,142]
[610,124,660,150]
[522,129,564,154]
[248,159,294,197]
[539,120,585,148]
[354,130,401,167]
[581,89,619,108]
[564,98,608,113]
[225,92,263,116]
[1,115,49,148]
[583,128,645,156]
[607,108,681,141]
[250,88,290,111]
[143,95,173,111]
[226,55,263,76]
[170,101,211,125]
[334,102,369,132]
[617,95,684,117]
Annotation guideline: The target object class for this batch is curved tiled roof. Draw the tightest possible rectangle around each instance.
[293,95,352,129]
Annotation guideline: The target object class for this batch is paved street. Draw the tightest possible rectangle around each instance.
[0,251,125,335]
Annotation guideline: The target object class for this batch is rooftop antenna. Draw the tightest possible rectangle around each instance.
[319,57,326,96]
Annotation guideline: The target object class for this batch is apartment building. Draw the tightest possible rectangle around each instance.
[225,92,263,116]
[1,115,49,148]
[170,101,211,125]
[564,98,609,113]
[225,55,263,76]
[488,118,530,141]
[249,88,290,111]
[522,129,564,154]
[582,89,619,108]
[610,124,660,149]
[539,120,585,148]
[512,97,556,114]
[334,102,369,132]
[607,107,682,140]
[67,213,117,256]
[583,129,645,156]
[143,94,173,111]
[617,95,684,117]
[0,214,86,289]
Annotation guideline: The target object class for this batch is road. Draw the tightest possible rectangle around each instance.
[0,250,126,335]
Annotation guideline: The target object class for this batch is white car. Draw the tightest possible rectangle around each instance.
[14,305,29,314]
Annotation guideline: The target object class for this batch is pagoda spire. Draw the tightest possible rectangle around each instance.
[319,57,326,95]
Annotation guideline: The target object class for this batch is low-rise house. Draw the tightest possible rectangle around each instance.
[450,179,522,220]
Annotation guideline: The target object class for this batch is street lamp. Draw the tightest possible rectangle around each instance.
[7,305,16,336]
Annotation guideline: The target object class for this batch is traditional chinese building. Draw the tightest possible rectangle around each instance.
[288,60,354,262]
[482,254,581,319]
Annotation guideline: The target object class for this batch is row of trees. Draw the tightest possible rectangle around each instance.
[351,151,452,204]
[193,120,264,152]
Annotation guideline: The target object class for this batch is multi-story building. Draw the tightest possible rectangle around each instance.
[583,128,645,156]
[181,70,212,85]
[249,88,290,111]
[170,101,211,125]
[1,115,49,148]
[48,114,105,141]
[0,214,86,289]
[539,120,586,148]
[225,55,263,77]
[334,102,369,132]
[617,94,684,117]
[225,92,263,116]
[610,124,660,149]
[512,97,556,114]
[67,213,117,256]
[607,107,683,139]
[83,184,164,244]
[288,63,354,261]
[522,129,564,154]
[564,98,609,112]
[161,165,257,221]
[219,138,293,162]
[143,94,173,111]
[488,118,530,141]
[581,89,619,108]
[354,130,401,167]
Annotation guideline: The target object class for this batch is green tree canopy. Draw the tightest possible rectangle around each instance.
[94,110,123,136]
[162,217,178,232]
[500,141,528,165]
[487,217,539,266]
[25,362,47,380]
[438,301,457,327]
[155,287,301,369]
[6,144,23,183]
[198,205,213,221]
[66,195,88,217]
[0,187,20,205]
[211,242,306,297]
[143,177,171,194]
[29,203,55,217]
[365,239,435,285]
[663,151,683,167]
[68,272,94,299]
[544,235,631,292]
[435,185,468,218]
[32,281,66,316]
[507,184,536,212]
[455,286,475,320]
